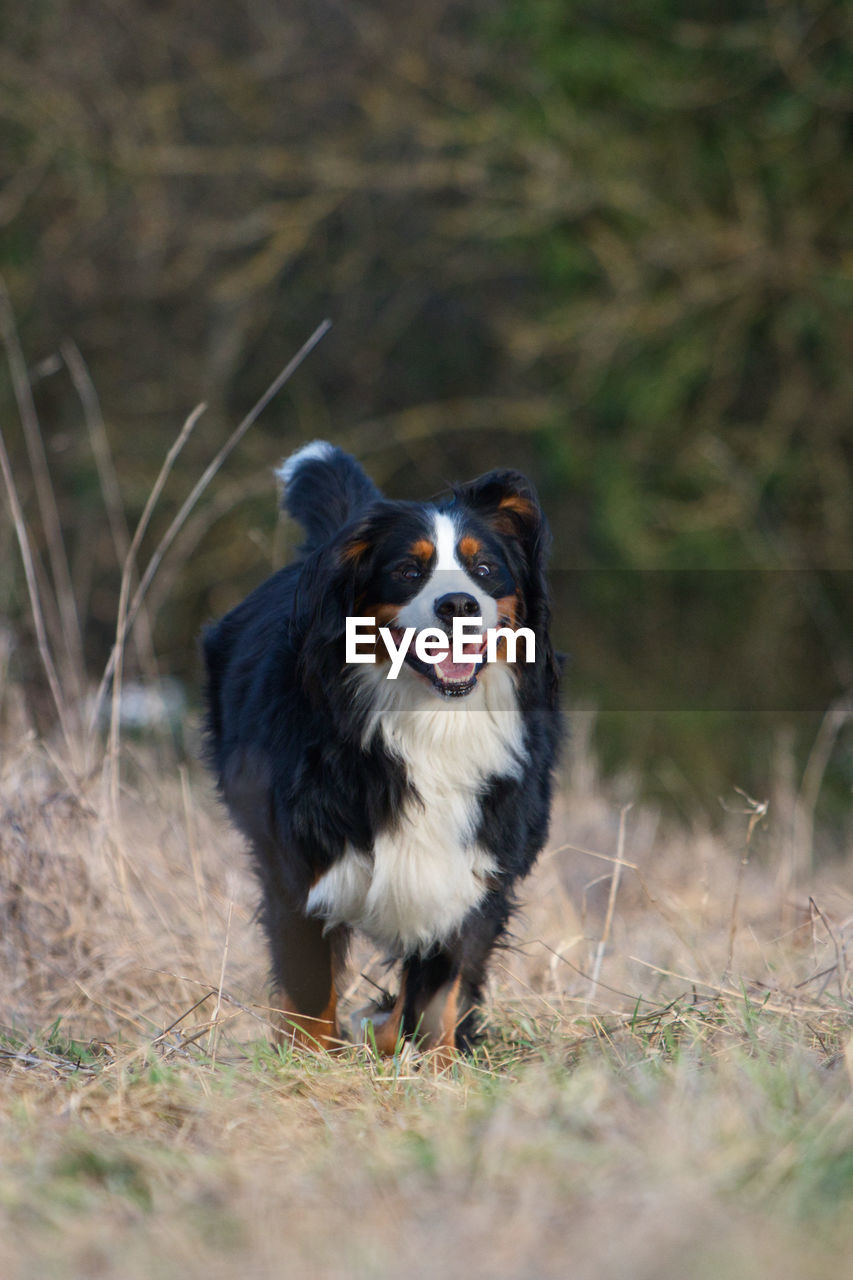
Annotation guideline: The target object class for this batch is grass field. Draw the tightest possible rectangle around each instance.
[2,704,853,1280]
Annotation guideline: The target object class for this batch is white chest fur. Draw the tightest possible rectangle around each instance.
[305,663,523,952]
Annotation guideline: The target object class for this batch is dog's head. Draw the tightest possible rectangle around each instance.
[295,469,559,712]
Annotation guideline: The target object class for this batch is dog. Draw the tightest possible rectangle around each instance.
[203,442,562,1057]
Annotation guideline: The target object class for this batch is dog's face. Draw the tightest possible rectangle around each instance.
[349,508,518,697]
[338,471,545,699]
[296,468,559,713]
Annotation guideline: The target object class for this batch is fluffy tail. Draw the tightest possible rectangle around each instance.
[276,441,381,552]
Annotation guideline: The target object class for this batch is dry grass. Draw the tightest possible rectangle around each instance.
[3,702,853,1280]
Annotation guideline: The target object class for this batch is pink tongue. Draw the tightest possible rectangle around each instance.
[435,652,477,683]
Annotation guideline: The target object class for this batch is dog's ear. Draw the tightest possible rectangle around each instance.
[291,522,375,712]
[293,520,374,624]
[455,470,561,710]
[453,470,548,595]
[453,470,543,548]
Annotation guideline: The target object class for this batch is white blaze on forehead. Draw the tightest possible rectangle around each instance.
[394,507,499,632]
[432,511,464,572]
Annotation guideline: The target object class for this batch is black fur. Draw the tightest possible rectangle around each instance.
[203,444,562,1053]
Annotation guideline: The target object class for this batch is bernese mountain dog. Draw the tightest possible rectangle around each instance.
[203,442,562,1059]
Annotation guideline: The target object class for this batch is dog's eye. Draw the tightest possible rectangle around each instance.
[473,563,492,578]
[399,564,422,581]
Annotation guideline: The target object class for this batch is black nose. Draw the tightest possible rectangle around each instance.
[434,592,480,621]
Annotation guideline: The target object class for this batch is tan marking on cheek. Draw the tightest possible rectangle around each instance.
[410,538,435,561]
[355,603,400,665]
[459,535,483,560]
[490,594,522,661]
[495,594,520,627]
[366,602,400,627]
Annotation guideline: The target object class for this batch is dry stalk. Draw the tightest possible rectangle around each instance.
[180,763,210,938]
[725,787,768,975]
[103,401,206,816]
[61,338,160,684]
[586,802,632,1012]
[0,416,73,752]
[0,281,84,701]
[144,471,271,625]
[791,694,853,880]
[808,896,850,1003]
[208,899,234,1066]
[90,317,332,743]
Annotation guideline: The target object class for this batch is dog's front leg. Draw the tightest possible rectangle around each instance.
[265,901,342,1052]
[400,949,463,1066]
[359,951,460,1065]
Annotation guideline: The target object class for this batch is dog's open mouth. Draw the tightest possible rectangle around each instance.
[393,629,488,698]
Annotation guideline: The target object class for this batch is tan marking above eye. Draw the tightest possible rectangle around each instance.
[358,603,399,664]
[410,539,435,561]
[458,535,483,560]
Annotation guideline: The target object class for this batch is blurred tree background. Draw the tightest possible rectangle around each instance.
[1,0,851,834]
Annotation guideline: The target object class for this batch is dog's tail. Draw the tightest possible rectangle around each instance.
[276,441,381,552]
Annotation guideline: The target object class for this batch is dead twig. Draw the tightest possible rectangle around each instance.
[724,788,768,975]
[808,897,850,1003]
[89,317,332,743]
[792,695,853,878]
[0,415,73,752]
[208,899,234,1066]
[61,338,160,684]
[587,802,632,1011]
[0,281,85,702]
[103,401,206,816]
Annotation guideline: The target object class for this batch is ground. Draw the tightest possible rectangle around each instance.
[2,710,853,1280]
